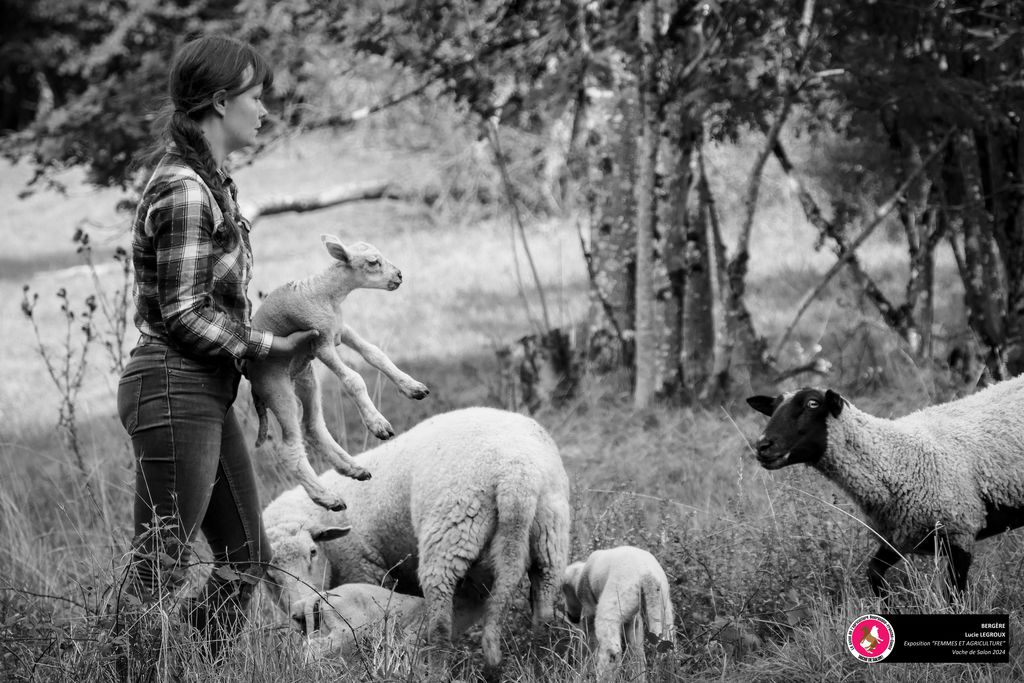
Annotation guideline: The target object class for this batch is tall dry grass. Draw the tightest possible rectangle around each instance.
[2,111,1019,682]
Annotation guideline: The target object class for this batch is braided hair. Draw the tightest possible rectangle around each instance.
[143,35,272,249]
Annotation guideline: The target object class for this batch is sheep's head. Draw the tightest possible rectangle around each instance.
[746,388,845,469]
[560,561,585,623]
[321,234,403,291]
[266,524,351,631]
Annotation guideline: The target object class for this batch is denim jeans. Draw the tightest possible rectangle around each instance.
[117,337,272,641]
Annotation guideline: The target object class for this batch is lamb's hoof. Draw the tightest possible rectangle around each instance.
[340,466,372,482]
[481,663,502,683]
[367,416,395,440]
[401,380,430,400]
[314,496,347,512]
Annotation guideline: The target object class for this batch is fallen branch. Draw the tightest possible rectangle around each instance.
[242,180,400,223]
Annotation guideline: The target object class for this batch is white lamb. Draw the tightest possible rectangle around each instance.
[299,583,485,660]
[747,380,1024,597]
[248,233,429,511]
[262,406,571,676]
[561,545,675,676]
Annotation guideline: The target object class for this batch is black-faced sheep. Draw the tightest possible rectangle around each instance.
[248,234,429,512]
[562,545,675,677]
[262,406,571,675]
[747,381,1024,596]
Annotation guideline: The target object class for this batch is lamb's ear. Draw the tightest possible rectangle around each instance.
[321,234,351,263]
[824,389,845,417]
[746,395,777,417]
[312,525,352,543]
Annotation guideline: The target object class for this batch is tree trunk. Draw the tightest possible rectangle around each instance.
[655,99,690,399]
[945,131,1009,378]
[976,123,1024,375]
[682,179,715,393]
[633,0,660,409]
[580,89,638,374]
[656,98,712,401]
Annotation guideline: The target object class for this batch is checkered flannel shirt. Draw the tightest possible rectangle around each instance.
[130,150,274,362]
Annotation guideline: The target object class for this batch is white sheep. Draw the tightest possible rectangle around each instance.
[262,406,571,675]
[299,583,485,660]
[561,545,675,676]
[747,380,1024,596]
[248,233,429,511]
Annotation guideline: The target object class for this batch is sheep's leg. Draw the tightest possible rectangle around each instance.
[418,500,497,657]
[527,493,571,628]
[256,378,347,511]
[314,342,395,440]
[624,615,648,681]
[867,543,902,597]
[592,602,625,681]
[478,491,536,678]
[294,364,371,481]
[948,547,972,596]
[336,324,429,399]
[938,536,973,599]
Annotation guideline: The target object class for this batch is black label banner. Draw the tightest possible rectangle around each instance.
[881,614,1009,663]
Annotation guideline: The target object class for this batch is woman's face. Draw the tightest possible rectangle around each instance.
[222,72,268,154]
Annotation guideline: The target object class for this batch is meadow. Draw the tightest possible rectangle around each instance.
[2,111,1021,682]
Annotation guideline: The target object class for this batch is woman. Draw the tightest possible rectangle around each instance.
[116,35,317,653]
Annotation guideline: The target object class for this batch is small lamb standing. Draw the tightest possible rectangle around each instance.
[248,234,429,511]
[747,381,1024,597]
[299,583,485,660]
[562,545,675,678]
[262,406,571,676]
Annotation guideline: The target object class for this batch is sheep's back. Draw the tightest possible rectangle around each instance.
[319,407,565,585]
[251,280,337,336]
[896,377,1024,509]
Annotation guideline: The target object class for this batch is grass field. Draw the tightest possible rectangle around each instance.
[2,118,1019,682]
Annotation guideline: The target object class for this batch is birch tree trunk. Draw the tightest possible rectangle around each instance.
[581,87,638,373]
[633,0,660,409]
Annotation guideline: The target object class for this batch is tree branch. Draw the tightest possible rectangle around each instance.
[575,217,629,354]
[768,137,904,343]
[486,119,551,334]
[772,128,955,356]
[309,77,445,129]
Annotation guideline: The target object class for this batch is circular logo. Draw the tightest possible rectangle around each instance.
[847,614,894,662]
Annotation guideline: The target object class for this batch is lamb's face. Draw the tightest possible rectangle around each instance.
[746,388,844,469]
[266,525,350,631]
[561,562,585,623]
[321,234,403,291]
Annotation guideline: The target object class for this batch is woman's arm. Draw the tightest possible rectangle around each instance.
[147,178,274,361]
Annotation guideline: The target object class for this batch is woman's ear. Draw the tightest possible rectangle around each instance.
[211,89,228,117]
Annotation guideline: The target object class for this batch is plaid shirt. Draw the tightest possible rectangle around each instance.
[131,150,273,362]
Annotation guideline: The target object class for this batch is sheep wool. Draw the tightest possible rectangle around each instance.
[562,545,675,676]
[262,406,571,675]
[301,583,486,660]
[248,233,429,512]
[748,377,1024,596]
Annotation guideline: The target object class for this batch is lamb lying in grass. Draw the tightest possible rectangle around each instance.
[248,234,428,511]
[300,583,485,660]
[562,546,675,677]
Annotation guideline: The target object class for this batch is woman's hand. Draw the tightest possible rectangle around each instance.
[268,329,321,358]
